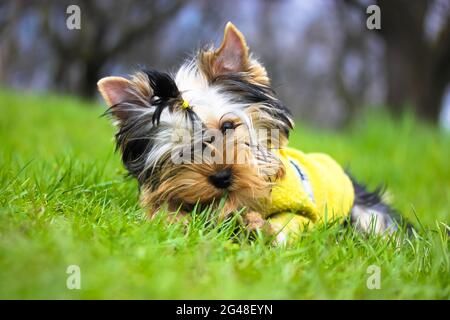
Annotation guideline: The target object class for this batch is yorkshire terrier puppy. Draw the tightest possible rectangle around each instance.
[98,22,408,244]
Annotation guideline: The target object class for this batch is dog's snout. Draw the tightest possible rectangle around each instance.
[209,168,232,189]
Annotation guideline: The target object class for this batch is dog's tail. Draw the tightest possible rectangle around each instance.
[348,175,414,235]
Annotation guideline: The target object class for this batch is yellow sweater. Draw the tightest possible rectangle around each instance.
[263,148,354,234]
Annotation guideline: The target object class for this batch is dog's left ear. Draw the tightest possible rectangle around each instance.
[203,22,269,85]
[212,22,249,75]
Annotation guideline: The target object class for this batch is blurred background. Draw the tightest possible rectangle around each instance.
[1,0,450,128]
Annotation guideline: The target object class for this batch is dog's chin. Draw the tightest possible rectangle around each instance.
[141,164,273,220]
[173,186,269,222]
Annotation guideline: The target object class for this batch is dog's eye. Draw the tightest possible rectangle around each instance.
[220,121,235,133]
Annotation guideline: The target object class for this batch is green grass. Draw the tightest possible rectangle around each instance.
[0,88,449,299]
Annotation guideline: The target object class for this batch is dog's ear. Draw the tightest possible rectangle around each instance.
[98,76,136,122]
[98,74,152,122]
[213,22,249,75]
[97,76,132,107]
[201,22,269,85]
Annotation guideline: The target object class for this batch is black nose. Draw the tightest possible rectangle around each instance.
[209,168,232,189]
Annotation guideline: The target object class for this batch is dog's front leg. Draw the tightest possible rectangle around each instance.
[242,211,311,246]
[268,213,312,246]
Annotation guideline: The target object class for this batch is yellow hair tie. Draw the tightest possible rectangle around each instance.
[181,99,191,110]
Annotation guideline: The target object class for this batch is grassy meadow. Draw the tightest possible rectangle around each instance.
[0,88,448,299]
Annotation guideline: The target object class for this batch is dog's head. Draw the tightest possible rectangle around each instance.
[98,22,293,217]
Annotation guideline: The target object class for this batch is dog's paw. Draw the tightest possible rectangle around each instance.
[243,211,266,231]
[242,211,275,239]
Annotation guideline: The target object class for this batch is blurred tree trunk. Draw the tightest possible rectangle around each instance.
[0,2,21,84]
[377,0,450,122]
[345,0,450,123]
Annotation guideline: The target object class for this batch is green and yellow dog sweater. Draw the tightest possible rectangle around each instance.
[263,148,355,238]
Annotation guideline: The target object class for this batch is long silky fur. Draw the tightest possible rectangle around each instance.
[213,74,293,137]
[348,175,414,234]
[106,70,185,186]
